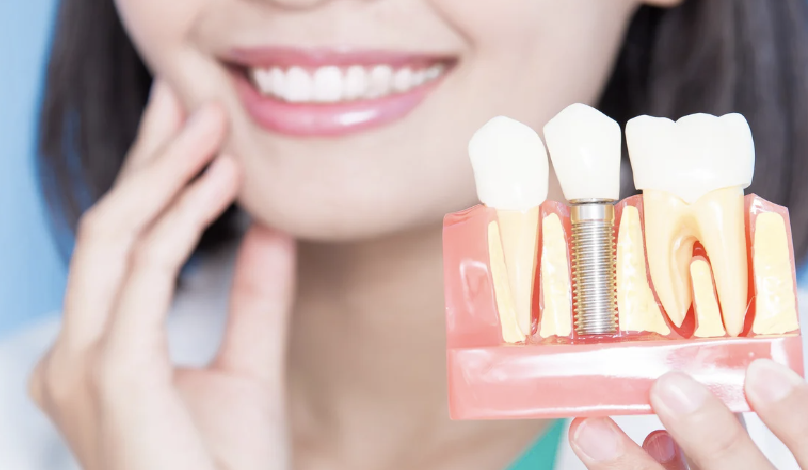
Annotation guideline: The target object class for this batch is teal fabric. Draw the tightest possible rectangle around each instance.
[508,420,565,469]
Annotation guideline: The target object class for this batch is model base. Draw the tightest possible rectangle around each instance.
[448,336,804,419]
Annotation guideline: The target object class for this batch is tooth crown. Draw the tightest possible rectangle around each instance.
[468,116,549,211]
[626,113,755,203]
[543,103,622,201]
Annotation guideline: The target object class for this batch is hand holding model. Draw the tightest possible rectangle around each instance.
[27,82,294,470]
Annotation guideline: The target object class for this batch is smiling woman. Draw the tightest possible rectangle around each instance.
[9,0,808,469]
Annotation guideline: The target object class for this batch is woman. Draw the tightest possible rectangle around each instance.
[2,0,808,468]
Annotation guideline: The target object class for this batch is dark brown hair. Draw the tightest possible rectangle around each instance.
[39,0,808,260]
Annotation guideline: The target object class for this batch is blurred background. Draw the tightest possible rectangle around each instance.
[0,1,67,338]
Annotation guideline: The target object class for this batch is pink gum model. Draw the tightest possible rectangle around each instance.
[444,194,804,419]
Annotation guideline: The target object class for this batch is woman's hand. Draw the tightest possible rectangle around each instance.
[28,81,295,470]
[569,359,808,469]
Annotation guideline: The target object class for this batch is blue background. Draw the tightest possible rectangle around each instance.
[1,1,66,337]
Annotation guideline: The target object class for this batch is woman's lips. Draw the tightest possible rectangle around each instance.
[226,47,454,137]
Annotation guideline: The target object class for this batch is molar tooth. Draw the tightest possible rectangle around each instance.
[627,113,754,336]
[312,66,343,102]
[285,66,313,102]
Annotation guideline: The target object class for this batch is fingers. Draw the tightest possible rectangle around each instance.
[121,79,185,176]
[213,226,296,384]
[61,103,227,349]
[569,417,665,470]
[650,372,775,470]
[642,431,691,470]
[745,359,808,467]
[105,156,241,359]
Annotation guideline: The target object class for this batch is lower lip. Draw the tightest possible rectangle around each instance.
[232,71,445,137]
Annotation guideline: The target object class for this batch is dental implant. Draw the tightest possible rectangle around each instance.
[569,200,617,335]
[543,103,622,336]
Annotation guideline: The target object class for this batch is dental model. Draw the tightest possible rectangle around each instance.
[444,106,803,419]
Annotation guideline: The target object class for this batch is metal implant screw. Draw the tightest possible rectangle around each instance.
[570,200,617,336]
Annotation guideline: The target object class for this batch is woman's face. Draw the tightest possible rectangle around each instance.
[115,0,647,240]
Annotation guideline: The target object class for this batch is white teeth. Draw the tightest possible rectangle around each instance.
[412,69,426,86]
[367,65,393,98]
[344,66,367,100]
[270,68,285,98]
[425,64,443,80]
[251,68,273,94]
[393,67,413,92]
[285,66,313,102]
[312,66,343,102]
[250,63,447,103]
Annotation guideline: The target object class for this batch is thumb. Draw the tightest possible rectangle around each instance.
[643,430,693,470]
[213,224,296,384]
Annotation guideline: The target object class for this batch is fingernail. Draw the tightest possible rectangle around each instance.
[643,431,677,464]
[746,359,803,404]
[654,372,711,414]
[573,418,621,462]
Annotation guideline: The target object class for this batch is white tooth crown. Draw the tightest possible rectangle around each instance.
[543,103,622,201]
[468,116,549,211]
[249,63,446,103]
[626,113,755,203]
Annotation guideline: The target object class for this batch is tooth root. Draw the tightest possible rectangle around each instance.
[690,258,727,338]
[642,190,695,327]
[498,208,539,336]
[753,212,799,335]
[695,188,748,337]
[539,213,572,338]
[616,206,670,335]
[487,220,526,343]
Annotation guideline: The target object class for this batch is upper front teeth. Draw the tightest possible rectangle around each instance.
[250,63,445,103]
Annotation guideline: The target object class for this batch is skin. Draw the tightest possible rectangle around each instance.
[27,0,808,469]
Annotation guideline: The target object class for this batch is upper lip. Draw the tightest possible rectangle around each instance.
[223,46,455,69]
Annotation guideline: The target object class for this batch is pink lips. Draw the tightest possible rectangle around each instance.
[227,47,452,137]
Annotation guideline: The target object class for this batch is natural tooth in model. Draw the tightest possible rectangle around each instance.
[539,213,572,338]
[543,103,621,201]
[690,258,727,337]
[753,212,799,334]
[616,206,670,335]
[626,113,754,336]
[469,116,549,340]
